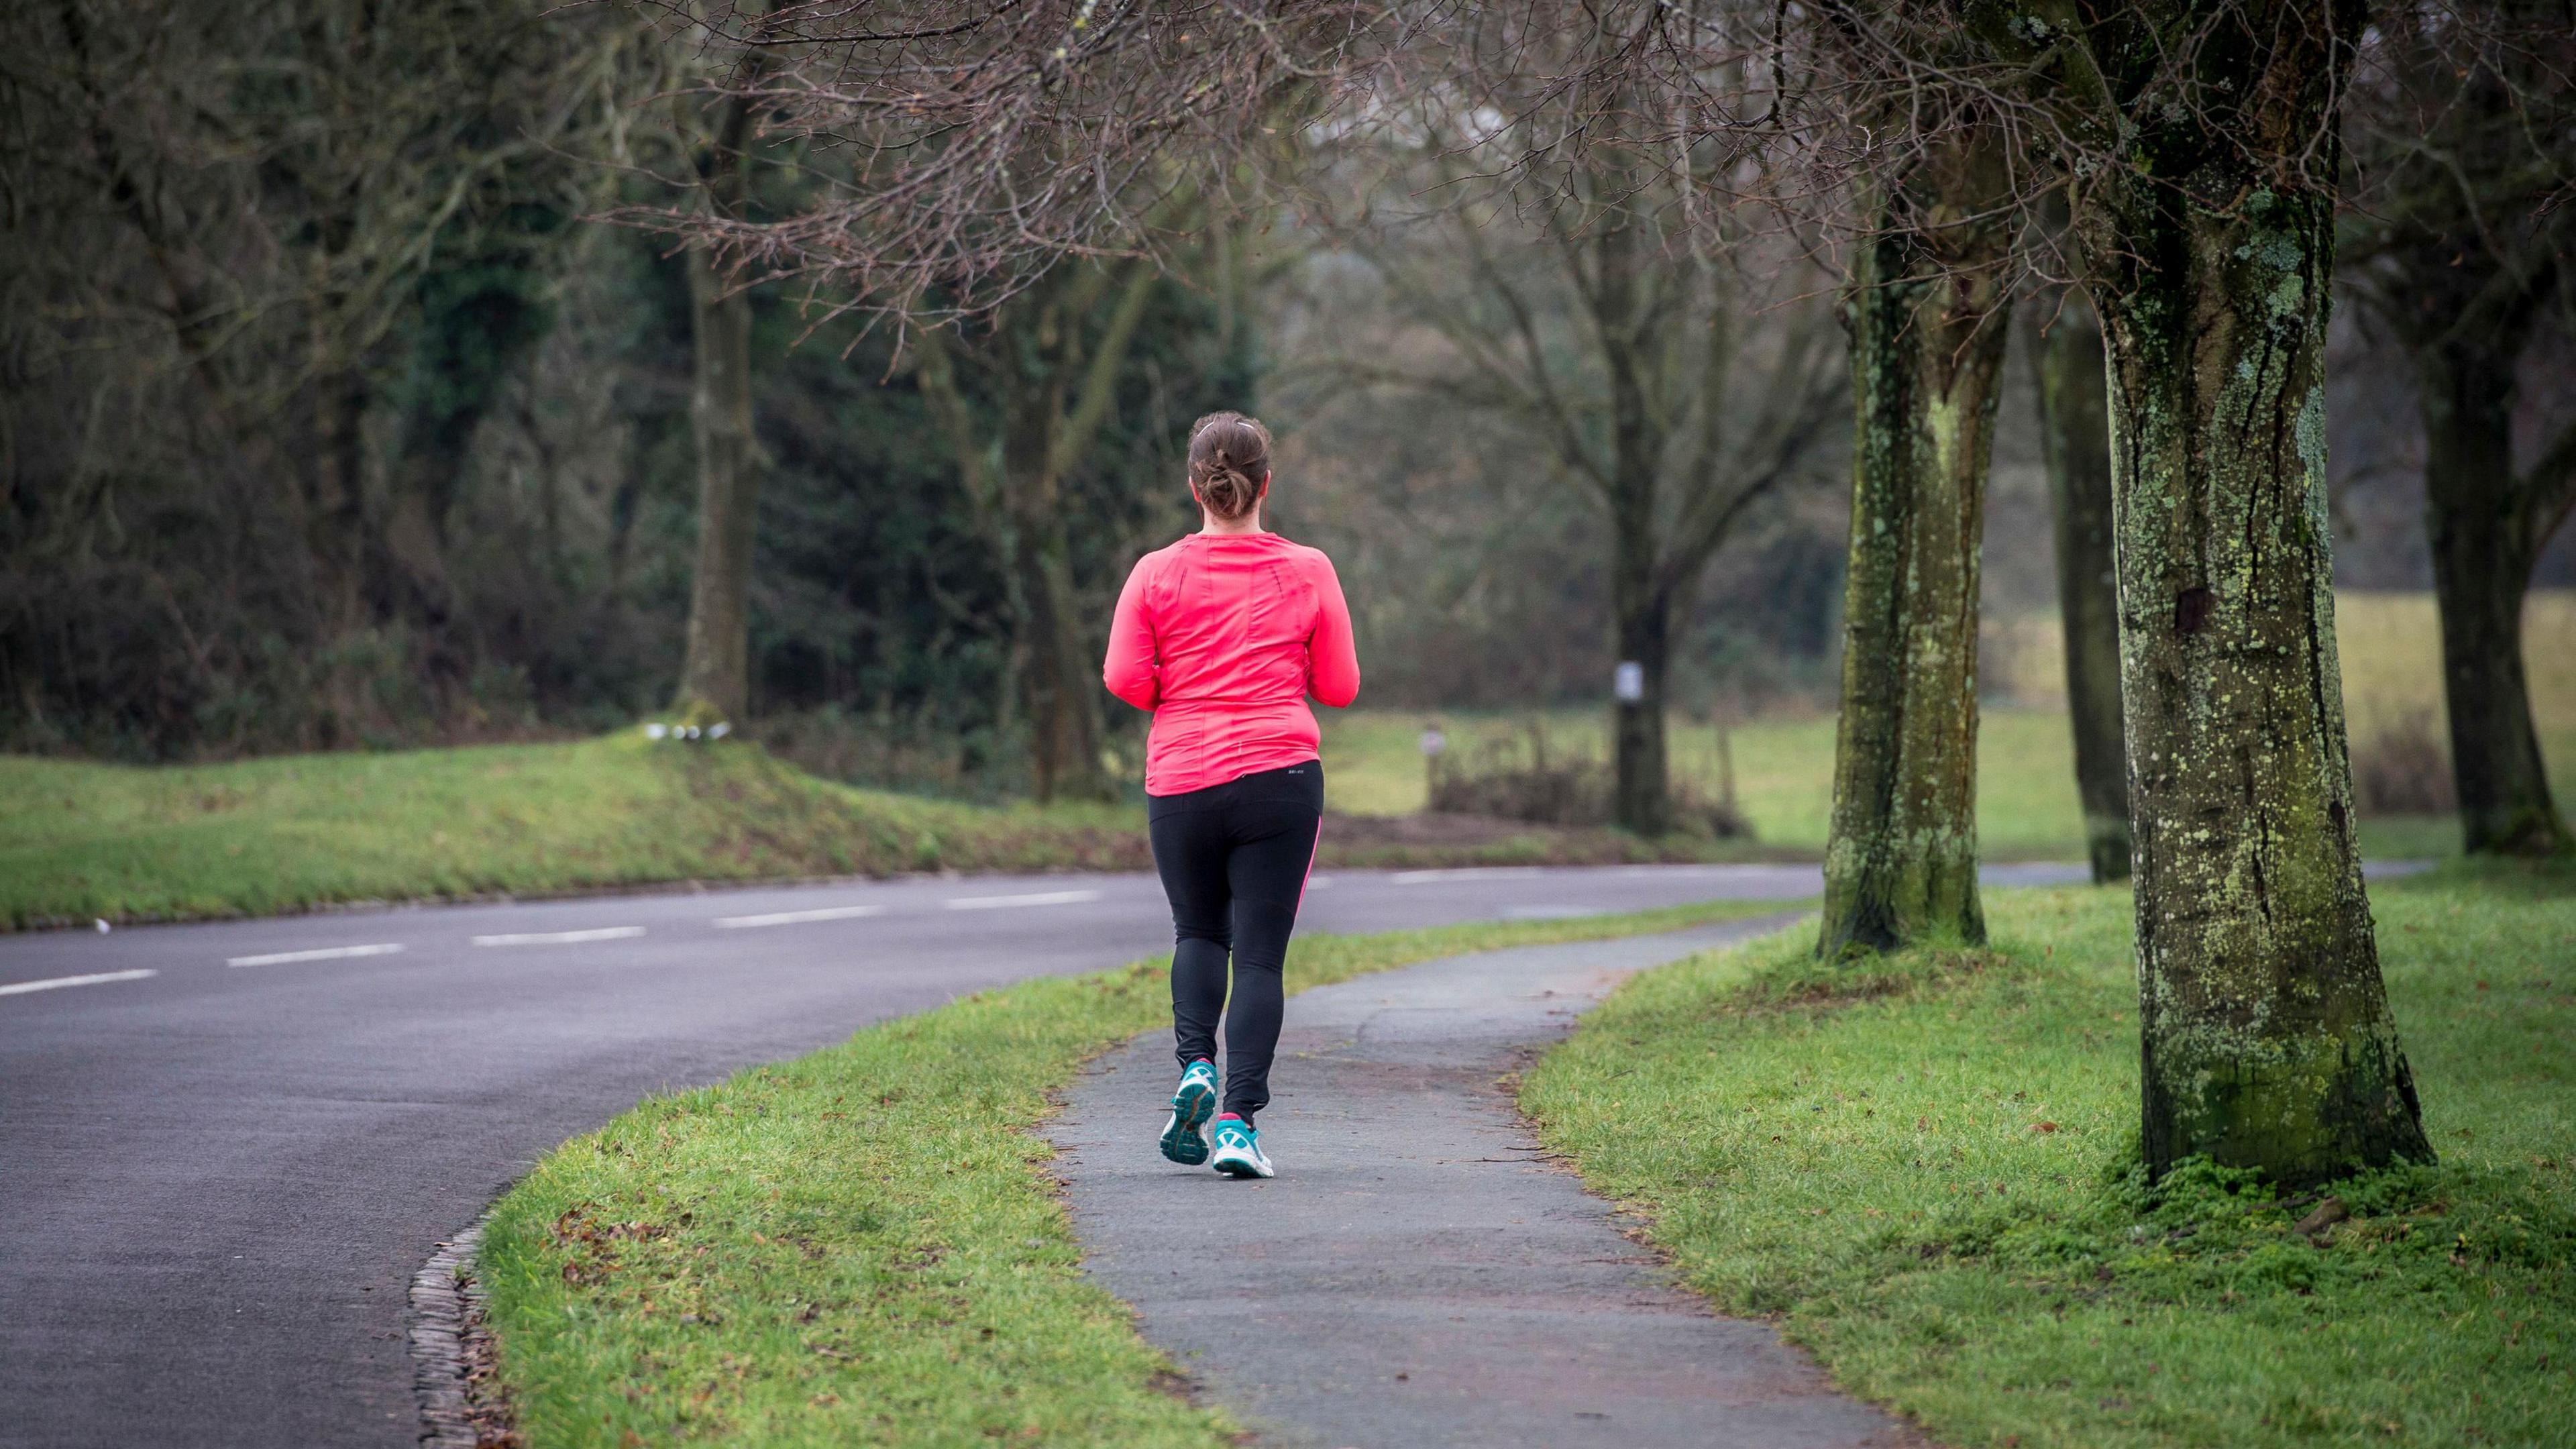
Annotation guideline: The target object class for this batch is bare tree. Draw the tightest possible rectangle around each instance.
[628,1,1389,322]
[1307,10,1843,835]
[672,22,771,724]
[912,253,1171,800]
[2343,0,2576,857]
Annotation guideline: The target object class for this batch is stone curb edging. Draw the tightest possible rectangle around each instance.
[409,1222,517,1448]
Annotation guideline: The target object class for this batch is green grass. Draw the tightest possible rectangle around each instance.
[1323,588,2576,861]
[1521,867,2576,1448]
[1322,705,2099,855]
[1323,705,2520,860]
[0,735,1152,929]
[475,897,1805,1448]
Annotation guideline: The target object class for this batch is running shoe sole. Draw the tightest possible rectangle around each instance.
[1160,1074,1217,1165]
[1210,1124,1273,1178]
[1211,1150,1272,1179]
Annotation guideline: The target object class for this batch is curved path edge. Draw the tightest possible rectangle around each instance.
[1048,918,1931,1449]
[409,1222,511,1449]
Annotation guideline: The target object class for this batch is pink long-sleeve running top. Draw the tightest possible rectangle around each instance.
[1102,531,1360,797]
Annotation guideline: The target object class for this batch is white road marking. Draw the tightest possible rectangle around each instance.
[1389,867,1544,884]
[1505,905,1605,920]
[714,904,886,929]
[227,943,405,968]
[0,969,158,997]
[471,927,646,947]
[944,890,1103,911]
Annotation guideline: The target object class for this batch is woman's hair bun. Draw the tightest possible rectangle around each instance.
[1187,411,1272,522]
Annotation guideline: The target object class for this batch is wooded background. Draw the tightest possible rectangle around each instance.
[4,0,2567,783]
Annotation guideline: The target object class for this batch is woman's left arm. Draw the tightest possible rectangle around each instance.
[1306,552,1360,708]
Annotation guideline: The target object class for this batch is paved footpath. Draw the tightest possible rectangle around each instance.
[1050,920,1927,1448]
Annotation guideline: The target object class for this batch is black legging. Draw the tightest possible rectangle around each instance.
[1148,761,1324,1123]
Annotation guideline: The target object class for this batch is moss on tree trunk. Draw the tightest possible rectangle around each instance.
[2029,294,2131,883]
[2085,174,2432,1187]
[1819,208,2010,957]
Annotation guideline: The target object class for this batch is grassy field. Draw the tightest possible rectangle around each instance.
[1323,706,2117,857]
[6,592,2562,926]
[471,898,1802,1449]
[1523,865,2576,1448]
[1322,590,2576,861]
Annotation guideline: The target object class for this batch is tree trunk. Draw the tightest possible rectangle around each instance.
[1001,408,1110,803]
[672,84,761,724]
[1610,582,1671,837]
[1819,219,2010,957]
[2085,174,2432,1187]
[2029,293,2132,883]
[673,233,759,722]
[2419,342,2569,856]
[1594,205,1672,839]
[306,363,372,639]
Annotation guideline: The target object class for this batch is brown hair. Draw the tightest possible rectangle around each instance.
[1187,411,1272,522]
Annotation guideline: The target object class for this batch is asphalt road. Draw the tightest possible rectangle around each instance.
[0,861,2082,1448]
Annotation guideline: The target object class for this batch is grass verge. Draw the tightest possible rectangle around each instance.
[0,735,1736,930]
[476,896,1803,1448]
[1521,865,2576,1448]
[0,736,1144,930]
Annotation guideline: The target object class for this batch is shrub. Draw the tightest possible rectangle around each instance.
[1427,721,1750,838]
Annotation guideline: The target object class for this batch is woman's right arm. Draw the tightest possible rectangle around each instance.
[1102,557,1161,711]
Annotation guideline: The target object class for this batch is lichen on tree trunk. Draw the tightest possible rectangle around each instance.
[2028,292,2131,883]
[2084,175,2432,1187]
[1819,199,2011,958]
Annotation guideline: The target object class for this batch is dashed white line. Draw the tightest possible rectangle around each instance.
[471,927,647,947]
[1389,867,1545,885]
[227,943,405,968]
[943,890,1104,911]
[0,969,158,997]
[714,904,887,929]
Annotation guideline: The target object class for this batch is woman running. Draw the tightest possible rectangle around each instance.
[1102,411,1360,1179]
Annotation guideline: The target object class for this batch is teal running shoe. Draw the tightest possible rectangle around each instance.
[1210,1116,1274,1179]
[1159,1059,1218,1165]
